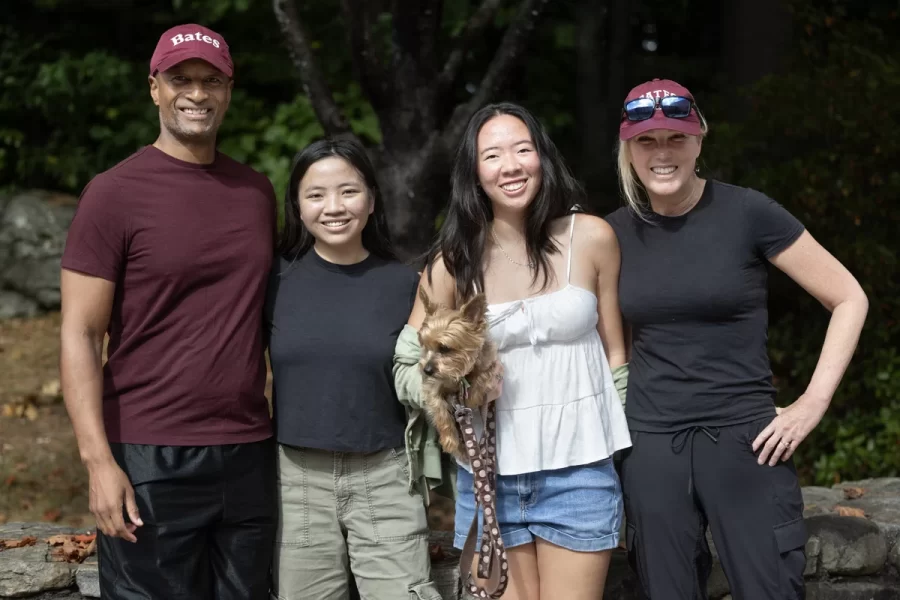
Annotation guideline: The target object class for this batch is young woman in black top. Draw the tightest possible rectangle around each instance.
[606,78,868,599]
[265,139,440,600]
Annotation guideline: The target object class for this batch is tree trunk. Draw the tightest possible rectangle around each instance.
[574,0,632,214]
[575,0,608,206]
[275,0,550,260]
[598,0,631,214]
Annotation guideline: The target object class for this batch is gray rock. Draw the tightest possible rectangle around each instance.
[0,523,81,539]
[806,579,900,600]
[803,486,845,517]
[75,561,99,598]
[805,535,821,576]
[20,592,83,600]
[836,478,900,495]
[890,540,900,573]
[807,515,888,576]
[0,289,39,320]
[839,481,900,549]
[707,560,730,598]
[0,190,77,309]
[705,533,730,599]
[0,545,75,597]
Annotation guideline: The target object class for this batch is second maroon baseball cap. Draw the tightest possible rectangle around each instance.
[149,24,234,78]
[618,78,702,140]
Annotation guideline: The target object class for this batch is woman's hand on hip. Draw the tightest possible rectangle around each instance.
[752,395,828,466]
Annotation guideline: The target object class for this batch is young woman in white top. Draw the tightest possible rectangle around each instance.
[406,102,632,599]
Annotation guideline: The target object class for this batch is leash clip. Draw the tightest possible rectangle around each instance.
[453,403,472,420]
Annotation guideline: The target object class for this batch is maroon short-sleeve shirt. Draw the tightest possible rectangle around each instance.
[61,145,276,445]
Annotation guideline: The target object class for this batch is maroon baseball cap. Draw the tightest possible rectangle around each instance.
[619,78,702,140]
[149,24,234,78]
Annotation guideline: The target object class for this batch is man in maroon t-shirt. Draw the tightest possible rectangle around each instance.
[60,24,276,600]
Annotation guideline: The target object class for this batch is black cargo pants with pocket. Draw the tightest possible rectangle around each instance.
[619,416,807,600]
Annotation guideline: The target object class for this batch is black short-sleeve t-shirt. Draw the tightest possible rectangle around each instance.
[265,251,418,453]
[605,180,805,432]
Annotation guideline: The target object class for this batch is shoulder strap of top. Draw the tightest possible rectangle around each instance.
[566,213,576,283]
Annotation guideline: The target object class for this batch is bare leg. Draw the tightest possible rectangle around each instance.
[466,543,540,600]
[535,539,612,599]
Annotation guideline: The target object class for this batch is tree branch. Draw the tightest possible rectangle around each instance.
[340,0,391,112]
[437,0,504,96]
[438,0,550,155]
[273,0,355,138]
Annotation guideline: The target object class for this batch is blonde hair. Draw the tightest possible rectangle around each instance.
[615,109,710,220]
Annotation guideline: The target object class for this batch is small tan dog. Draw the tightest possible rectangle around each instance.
[417,288,501,460]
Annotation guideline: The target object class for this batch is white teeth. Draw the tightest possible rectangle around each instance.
[651,166,676,175]
[180,108,210,114]
[501,181,526,192]
[323,220,349,228]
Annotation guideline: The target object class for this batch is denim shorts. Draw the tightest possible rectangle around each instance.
[453,458,623,553]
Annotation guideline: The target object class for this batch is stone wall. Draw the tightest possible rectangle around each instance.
[0,190,76,320]
[2,479,898,599]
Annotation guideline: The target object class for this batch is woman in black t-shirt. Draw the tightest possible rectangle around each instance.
[265,139,441,600]
[605,78,868,599]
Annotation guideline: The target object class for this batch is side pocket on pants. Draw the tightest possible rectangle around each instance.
[408,580,443,600]
[626,522,651,599]
[773,517,807,599]
[276,445,310,548]
[365,448,429,543]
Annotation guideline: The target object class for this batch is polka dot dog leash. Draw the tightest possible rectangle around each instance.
[454,398,509,598]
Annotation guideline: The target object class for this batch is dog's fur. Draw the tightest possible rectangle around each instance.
[418,288,498,461]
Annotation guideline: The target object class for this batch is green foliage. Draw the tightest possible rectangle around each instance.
[218,83,380,229]
[705,0,900,484]
[0,23,155,191]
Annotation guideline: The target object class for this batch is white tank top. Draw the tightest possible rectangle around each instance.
[466,214,632,475]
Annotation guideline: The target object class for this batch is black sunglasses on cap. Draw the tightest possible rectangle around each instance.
[622,95,696,122]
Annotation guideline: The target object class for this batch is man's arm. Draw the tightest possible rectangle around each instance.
[60,269,142,541]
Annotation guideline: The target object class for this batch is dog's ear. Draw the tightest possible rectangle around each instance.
[460,293,488,324]
[419,286,435,315]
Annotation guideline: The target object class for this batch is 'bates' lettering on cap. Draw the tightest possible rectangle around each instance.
[171,32,221,49]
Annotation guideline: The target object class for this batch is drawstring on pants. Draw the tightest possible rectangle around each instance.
[671,426,720,495]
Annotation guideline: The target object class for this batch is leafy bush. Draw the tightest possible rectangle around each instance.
[705,1,899,484]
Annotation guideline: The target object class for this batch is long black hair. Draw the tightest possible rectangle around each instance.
[278,138,395,261]
[425,102,585,301]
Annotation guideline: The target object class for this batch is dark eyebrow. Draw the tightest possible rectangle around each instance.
[303,181,362,192]
[479,140,534,156]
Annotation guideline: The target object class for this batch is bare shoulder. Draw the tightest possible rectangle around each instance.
[573,213,618,249]
[421,253,456,306]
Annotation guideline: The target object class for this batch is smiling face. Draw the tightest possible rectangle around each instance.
[476,114,543,214]
[149,58,233,144]
[627,129,702,201]
[298,156,374,255]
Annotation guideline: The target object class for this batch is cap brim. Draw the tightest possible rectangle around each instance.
[153,50,233,78]
[619,113,702,140]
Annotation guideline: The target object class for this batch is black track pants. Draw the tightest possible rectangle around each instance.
[619,417,807,600]
[98,438,277,600]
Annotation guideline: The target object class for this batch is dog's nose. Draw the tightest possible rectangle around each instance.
[423,363,435,376]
